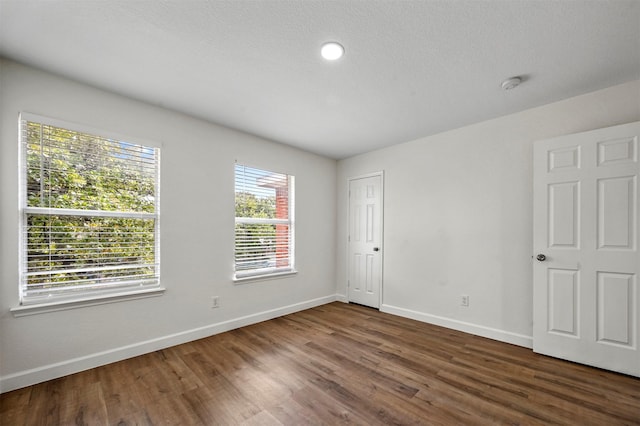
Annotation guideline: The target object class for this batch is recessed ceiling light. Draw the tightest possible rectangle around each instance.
[321,42,344,61]
[501,76,522,90]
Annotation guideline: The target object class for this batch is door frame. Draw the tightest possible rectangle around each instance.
[346,171,385,308]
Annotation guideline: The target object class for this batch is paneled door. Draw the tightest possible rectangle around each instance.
[348,173,383,308]
[533,121,640,377]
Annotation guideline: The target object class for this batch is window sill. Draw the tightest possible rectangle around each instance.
[233,270,298,284]
[10,287,166,317]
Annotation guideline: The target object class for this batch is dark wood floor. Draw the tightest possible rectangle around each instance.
[1,302,639,425]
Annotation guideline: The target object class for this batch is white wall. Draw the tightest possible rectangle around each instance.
[0,59,337,392]
[337,80,640,347]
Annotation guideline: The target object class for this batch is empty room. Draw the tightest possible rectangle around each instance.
[1,0,639,424]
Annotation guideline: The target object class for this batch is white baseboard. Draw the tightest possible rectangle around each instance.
[0,294,338,393]
[380,304,533,349]
[335,293,348,303]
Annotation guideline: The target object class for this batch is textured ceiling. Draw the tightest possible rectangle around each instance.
[1,0,639,159]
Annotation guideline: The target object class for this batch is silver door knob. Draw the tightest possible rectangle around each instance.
[536,254,546,262]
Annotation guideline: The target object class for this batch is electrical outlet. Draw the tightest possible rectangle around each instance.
[461,295,469,307]
[211,296,220,308]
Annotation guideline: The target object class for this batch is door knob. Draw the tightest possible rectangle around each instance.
[536,254,546,262]
[373,247,380,252]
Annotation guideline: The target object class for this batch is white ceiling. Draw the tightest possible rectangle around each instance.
[1,1,639,159]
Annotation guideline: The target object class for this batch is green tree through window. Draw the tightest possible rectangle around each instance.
[20,114,160,304]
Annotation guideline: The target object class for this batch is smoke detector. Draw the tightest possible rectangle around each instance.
[501,76,522,90]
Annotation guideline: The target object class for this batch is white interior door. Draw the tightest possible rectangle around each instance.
[348,173,383,308]
[533,121,640,377]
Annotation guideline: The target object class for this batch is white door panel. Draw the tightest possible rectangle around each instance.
[533,121,640,377]
[348,174,383,308]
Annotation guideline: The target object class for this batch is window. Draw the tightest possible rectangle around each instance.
[18,113,161,306]
[234,164,295,280]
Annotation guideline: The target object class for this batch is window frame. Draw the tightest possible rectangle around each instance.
[233,163,296,282]
[14,113,163,314]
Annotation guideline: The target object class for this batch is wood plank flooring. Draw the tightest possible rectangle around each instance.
[1,302,639,425]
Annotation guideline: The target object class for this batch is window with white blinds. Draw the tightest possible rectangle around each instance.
[19,113,161,305]
[234,164,295,279]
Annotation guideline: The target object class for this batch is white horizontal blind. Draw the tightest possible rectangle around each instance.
[235,164,294,278]
[19,114,160,304]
